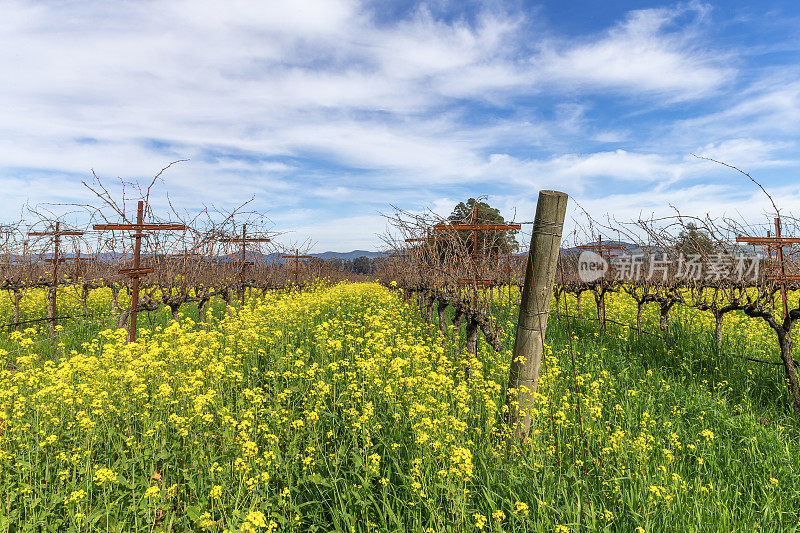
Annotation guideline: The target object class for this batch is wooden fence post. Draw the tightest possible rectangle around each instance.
[505,190,568,440]
[93,200,186,343]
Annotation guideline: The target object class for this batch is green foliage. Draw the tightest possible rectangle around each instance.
[352,256,372,274]
[676,223,714,256]
[449,198,519,255]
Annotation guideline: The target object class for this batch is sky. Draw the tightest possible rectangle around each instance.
[2,0,800,252]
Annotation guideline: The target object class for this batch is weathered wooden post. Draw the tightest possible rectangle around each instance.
[94,201,186,343]
[282,249,313,286]
[220,224,271,308]
[505,190,568,440]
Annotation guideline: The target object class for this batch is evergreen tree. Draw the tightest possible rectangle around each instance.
[448,198,518,256]
[675,223,714,256]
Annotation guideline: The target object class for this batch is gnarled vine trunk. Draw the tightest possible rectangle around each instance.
[47,287,56,338]
[13,289,21,332]
[81,284,90,315]
[714,311,725,348]
[199,297,210,323]
[437,301,447,334]
[776,327,800,419]
[465,318,478,381]
[595,291,606,331]
[659,301,674,334]
[636,301,645,331]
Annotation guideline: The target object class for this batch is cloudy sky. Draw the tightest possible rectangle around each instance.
[2,0,800,251]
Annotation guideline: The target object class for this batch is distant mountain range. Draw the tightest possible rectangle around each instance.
[170,250,388,263]
[310,250,385,260]
[229,250,386,263]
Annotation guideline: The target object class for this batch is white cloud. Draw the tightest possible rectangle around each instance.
[694,138,796,168]
[478,150,686,195]
[537,5,732,99]
[679,79,800,138]
[285,214,389,251]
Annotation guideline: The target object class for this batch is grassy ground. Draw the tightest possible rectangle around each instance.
[0,282,797,532]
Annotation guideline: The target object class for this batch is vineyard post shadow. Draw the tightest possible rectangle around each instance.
[505,190,568,440]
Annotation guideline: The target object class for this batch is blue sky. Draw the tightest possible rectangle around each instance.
[2,0,799,251]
